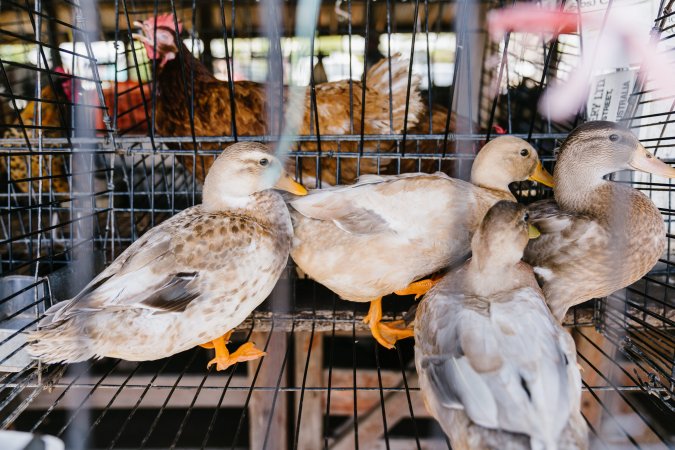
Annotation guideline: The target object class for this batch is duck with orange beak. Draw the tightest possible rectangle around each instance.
[28,143,307,371]
[525,121,675,321]
[290,136,554,349]
[415,201,588,450]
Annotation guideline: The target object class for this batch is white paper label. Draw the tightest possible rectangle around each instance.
[586,70,637,121]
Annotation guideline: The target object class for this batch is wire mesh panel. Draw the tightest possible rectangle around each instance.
[0,0,116,279]
[596,0,675,415]
[0,0,672,448]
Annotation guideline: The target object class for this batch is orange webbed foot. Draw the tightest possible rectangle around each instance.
[364,299,414,349]
[200,331,266,371]
[394,277,441,299]
[207,342,266,371]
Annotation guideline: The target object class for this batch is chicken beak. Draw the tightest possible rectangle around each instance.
[528,224,541,239]
[528,161,554,187]
[131,33,151,45]
[629,144,675,178]
[275,175,308,196]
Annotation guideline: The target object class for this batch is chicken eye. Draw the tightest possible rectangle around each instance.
[259,158,269,166]
[520,148,529,157]
[609,134,620,142]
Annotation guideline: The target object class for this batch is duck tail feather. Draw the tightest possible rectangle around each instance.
[27,320,95,364]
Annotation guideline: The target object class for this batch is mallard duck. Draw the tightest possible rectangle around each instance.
[289,136,554,348]
[28,142,307,370]
[415,201,588,450]
[524,121,675,321]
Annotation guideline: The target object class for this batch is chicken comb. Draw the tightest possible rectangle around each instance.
[145,13,183,34]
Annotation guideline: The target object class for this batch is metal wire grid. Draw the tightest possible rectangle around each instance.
[599,0,675,415]
[0,0,117,276]
[0,314,672,449]
[0,0,671,448]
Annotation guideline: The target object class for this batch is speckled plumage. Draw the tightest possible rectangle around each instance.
[524,122,672,321]
[289,136,547,302]
[415,201,588,450]
[28,143,295,364]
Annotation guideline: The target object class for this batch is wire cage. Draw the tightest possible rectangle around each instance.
[0,0,673,448]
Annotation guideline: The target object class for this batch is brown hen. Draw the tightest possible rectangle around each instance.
[2,76,71,196]
[133,14,424,185]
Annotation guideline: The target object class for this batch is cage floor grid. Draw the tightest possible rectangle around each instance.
[0,305,671,450]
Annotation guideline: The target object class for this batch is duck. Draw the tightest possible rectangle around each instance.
[524,121,675,321]
[415,200,588,450]
[28,142,307,370]
[289,136,554,349]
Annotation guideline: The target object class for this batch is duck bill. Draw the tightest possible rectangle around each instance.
[629,146,675,178]
[275,175,308,196]
[528,161,555,187]
[528,224,541,239]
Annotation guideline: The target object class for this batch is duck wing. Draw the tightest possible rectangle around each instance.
[44,207,267,323]
[523,199,610,318]
[289,172,462,236]
[416,287,574,448]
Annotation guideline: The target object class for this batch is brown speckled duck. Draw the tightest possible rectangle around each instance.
[524,121,675,321]
[28,142,307,370]
[290,136,553,349]
[415,201,588,450]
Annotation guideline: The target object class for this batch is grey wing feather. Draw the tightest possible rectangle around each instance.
[417,288,575,445]
[525,199,608,276]
[48,226,176,322]
[425,360,464,408]
[140,271,200,313]
[527,199,575,233]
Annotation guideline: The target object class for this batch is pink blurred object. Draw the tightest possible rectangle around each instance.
[492,124,507,134]
[488,3,675,121]
[487,4,578,40]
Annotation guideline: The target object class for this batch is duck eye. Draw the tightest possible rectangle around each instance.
[609,134,620,142]
[523,213,529,222]
[259,158,269,166]
[520,148,529,157]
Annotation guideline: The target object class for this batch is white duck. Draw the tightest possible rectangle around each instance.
[289,136,553,348]
[28,142,307,370]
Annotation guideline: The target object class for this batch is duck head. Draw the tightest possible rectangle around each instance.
[471,136,554,192]
[203,142,307,211]
[554,121,675,207]
[471,200,540,273]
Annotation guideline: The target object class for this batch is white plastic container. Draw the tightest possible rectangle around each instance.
[0,276,46,372]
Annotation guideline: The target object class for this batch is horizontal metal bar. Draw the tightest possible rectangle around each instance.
[8,382,653,393]
[0,133,570,148]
